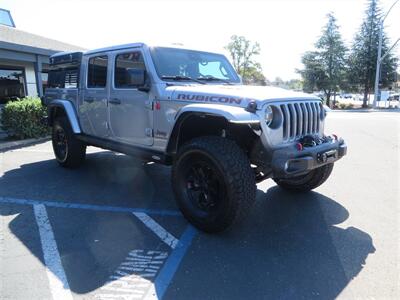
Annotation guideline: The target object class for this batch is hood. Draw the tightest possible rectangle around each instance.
[169,84,320,108]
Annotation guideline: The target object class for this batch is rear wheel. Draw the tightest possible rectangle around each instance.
[172,136,256,233]
[52,116,86,168]
[274,163,334,192]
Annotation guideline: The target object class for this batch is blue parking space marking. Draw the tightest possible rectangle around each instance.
[145,225,197,299]
[0,196,181,216]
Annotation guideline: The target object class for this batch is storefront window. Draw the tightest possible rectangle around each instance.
[0,68,26,104]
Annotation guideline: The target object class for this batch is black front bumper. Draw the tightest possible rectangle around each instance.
[271,138,347,178]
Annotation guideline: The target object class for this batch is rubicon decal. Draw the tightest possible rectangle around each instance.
[177,94,242,105]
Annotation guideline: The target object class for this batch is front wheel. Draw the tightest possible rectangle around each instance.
[274,163,334,192]
[172,136,256,233]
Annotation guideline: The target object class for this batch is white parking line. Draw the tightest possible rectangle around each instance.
[1,197,194,300]
[133,212,179,249]
[33,204,73,300]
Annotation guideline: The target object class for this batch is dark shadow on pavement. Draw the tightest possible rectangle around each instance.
[0,152,375,299]
[164,187,376,300]
[0,151,176,210]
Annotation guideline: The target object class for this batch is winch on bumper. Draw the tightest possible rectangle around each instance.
[251,135,347,180]
[271,136,347,178]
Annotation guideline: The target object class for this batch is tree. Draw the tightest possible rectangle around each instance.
[298,13,347,106]
[271,77,303,91]
[272,77,285,88]
[287,79,303,91]
[298,52,327,92]
[225,35,267,85]
[348,0,398,107]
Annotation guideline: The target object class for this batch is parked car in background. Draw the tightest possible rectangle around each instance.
[388,92,399,101]
[340,93,353,99]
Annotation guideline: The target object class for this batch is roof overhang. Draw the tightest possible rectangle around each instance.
[0,41,58,56]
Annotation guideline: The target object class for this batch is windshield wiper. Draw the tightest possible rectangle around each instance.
[196,76,234,85]
[161,75,205,84]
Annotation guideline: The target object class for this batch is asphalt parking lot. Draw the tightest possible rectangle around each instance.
[0,111,399,300]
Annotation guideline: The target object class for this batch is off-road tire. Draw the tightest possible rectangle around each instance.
[274,163,334,192]
[52,116,86,168]
[171,136,256,233]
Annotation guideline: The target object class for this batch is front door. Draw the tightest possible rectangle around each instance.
[108,50,153,146]
[79,54,109,138]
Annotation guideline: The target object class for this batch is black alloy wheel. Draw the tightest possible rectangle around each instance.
[51,116,86,168]
[53,124,68,163]
[182,156,227,220]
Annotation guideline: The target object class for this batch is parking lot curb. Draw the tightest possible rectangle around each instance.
[330,108,400,112]
[0,136,50,153]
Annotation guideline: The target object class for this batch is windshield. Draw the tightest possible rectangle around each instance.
[150,47,241,83]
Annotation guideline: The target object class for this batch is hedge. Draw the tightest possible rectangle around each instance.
[1,97,49,139]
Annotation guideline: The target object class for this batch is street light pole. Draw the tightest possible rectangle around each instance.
[373,22,383,108]
[373,0,399,108]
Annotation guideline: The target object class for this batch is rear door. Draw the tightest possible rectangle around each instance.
[108,50,153,146]
[79,54,110,137]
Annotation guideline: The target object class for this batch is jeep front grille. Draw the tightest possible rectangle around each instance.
[279,101,323,141]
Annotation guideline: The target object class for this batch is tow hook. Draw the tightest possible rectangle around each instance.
[317,149,337,163]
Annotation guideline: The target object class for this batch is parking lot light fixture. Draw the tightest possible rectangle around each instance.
[373,0,399,108]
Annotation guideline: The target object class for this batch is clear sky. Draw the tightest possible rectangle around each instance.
[1,0,399,81]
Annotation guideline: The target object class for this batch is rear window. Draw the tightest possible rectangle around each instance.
[47,68,79,89]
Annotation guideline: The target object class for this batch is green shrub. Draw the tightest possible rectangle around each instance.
[1,97,49,139]
[339,103,347,109]
[345,103,354,109]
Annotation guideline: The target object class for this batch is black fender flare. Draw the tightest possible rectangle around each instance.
[48,100,81,134]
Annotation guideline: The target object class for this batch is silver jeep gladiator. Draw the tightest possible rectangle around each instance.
[43,43,347,233]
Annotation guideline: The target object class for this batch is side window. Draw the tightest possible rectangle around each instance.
[87,55,108,88]
[114,52,145,88]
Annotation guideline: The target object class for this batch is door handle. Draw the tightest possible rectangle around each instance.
[109,98,121,105]
[84,97,94,103]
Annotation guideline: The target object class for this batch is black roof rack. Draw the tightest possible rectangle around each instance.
[50,52,83,66]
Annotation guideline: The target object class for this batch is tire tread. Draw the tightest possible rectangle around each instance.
[274,163,334,192]
[172,136,256,232]
[52,116,86,168]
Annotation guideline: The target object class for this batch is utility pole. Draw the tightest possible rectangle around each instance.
[373,0,399,108]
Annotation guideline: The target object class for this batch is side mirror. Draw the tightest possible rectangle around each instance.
[127,68,146,87]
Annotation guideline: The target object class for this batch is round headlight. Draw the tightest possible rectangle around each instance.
[265,105,274,126]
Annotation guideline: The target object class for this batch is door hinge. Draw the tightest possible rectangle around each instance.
[145,128,153,137]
